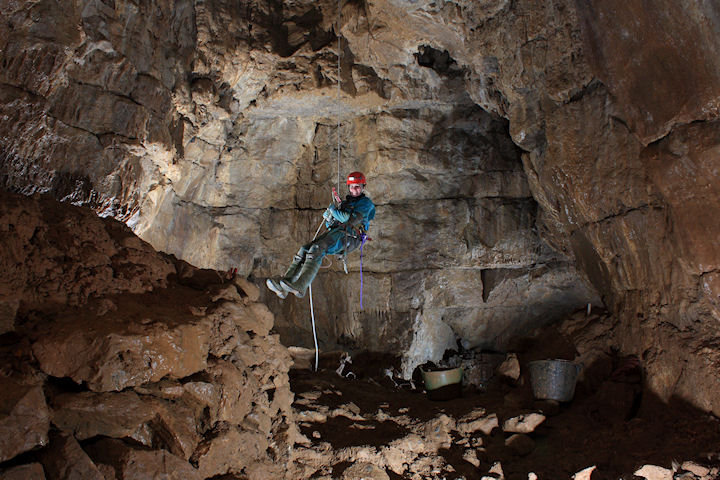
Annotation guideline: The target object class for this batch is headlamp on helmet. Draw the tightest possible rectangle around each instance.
[346,171,367,186]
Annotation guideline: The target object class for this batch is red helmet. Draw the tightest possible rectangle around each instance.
[346,171,366,185]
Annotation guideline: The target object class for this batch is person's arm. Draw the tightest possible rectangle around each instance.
[348,198,375,230]
[327,204,350,223]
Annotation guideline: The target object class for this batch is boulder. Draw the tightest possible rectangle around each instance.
[51,391,155,444]
[190,427,269,479]
[32,309,211,392]
[0,463,46,480]
[0,377,49,462]
[51,391,200,460]
[39,431,104,480]
[85,438,201,480]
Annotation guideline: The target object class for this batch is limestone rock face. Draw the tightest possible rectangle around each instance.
[1,0,719,413]
[0,0,599,374]
[0,190,298,477]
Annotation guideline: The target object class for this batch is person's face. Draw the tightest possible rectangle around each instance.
[348,183,364,197]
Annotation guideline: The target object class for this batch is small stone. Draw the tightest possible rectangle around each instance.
[489,461,504,478]
[297,410,328,423]
[342,402,361,415]
[342,462,389,480]
[634,464,673,480]
[458,413,499,436]
[496,354,520,381]
[313,431,321,438]
[462,449,480,467]
[573,465,596,480]
[681,462,710,477]
[503,413,546,433]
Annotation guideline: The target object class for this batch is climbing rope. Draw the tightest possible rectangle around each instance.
[359,233,368,310]
[308,217,325,371]
[308,0,344,372]
[336,0,342,193]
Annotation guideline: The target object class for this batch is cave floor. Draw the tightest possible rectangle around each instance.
[288,355,720,480]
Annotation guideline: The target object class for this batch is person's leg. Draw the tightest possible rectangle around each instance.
[280,244,324,298]
[266,244,311,298]
[281,230,343,297]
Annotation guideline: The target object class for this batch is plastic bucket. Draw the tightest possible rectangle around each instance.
[528,359,582,402]
[420,367,463,390]
[421,367,463,401]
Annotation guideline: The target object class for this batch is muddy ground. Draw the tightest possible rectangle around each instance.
[288,349,720,480]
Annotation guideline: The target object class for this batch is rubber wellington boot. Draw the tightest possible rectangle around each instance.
[283,251,305,282]
[266,249,307,299]
[266,278,289,299]
[281,257,322,298]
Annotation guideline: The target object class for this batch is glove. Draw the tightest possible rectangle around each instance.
[327,205,350,223]
[322,207,334,221]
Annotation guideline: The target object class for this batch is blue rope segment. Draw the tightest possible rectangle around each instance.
[360,233,368,310]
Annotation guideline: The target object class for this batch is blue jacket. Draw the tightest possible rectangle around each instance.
[327,193,375,231]
[318,193,375,257]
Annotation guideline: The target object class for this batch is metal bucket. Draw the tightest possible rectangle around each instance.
[528,359,582,402]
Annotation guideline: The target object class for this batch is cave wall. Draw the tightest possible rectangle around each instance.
[2,0,720,412]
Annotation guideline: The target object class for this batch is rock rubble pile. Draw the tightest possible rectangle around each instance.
[0,190,299,479]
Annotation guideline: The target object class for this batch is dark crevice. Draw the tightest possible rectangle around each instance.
[415,45,464,77]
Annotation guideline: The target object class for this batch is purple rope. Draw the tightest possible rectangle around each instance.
[359,233,368,310]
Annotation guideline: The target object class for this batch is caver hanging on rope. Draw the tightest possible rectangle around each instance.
[266,171,376,299]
